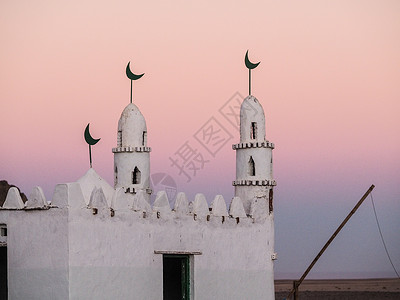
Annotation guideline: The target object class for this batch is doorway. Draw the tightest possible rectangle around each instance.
[163,255,190,300]
[0,224,7,299]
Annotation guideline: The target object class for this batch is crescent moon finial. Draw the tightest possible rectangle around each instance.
[245,50,260,95]
[84,123,101,146]
[126,62,144,103]
[126,62,144,81]
[84,123,100,168]
[245,50,260,70]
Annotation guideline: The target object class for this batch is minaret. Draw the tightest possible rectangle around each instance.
[233,51,276,214]
[112,63,152,202]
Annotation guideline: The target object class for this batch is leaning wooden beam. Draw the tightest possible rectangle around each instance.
[287,184,375,300]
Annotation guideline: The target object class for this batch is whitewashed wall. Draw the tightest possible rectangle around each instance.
[0,209,69,299]
[68,209,275,299]
[0,179,276,300]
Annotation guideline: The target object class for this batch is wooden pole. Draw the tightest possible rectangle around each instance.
[293,281,299,300]
[89,145,92,168]
[286,184,375,299]
[249,69,251,95]
[130,80,133,103]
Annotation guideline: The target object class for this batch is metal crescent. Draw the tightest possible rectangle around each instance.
[126,62,144,80]
[245,50,260,70]
[84,123,101,146]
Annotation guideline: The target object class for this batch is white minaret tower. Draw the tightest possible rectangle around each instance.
[233,51,276,214]
[112,63,152,202]
[232,52,277,300]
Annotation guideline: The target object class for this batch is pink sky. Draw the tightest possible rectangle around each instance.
[1,0,399,278]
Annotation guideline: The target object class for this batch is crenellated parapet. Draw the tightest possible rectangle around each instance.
[0,182,273,225]
[86,186,271,224]
[1,186,49,210]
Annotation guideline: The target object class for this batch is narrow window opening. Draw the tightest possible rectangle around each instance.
[163,255,190,300]
[142,131,147,146]
[132,167,141,184]
[114,166,118,186]
[269,189,274,213]
[0,224,7,243]
[117,130,122,147]
[248,156,255,176]
[250,122,257,140]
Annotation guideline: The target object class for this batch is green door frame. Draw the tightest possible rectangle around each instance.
[163,254,190,300]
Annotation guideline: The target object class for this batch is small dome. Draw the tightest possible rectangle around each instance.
[117,103,147,147]
[240,95,266,142]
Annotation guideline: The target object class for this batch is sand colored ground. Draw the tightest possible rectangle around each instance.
[275,278,400,300]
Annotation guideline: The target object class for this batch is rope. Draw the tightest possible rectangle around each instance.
[370,192,400,278]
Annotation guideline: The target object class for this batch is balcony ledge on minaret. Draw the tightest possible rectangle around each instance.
[232,179,277,186]
[232,141,274,150]
[112,146,151,153]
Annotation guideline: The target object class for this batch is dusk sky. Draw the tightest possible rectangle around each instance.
[1,1,399,279]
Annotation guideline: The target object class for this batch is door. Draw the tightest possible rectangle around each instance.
[163,255,190,300]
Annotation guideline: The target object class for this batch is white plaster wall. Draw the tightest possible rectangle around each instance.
[0,202,275,299]
[118,103,147,147]
[68,207,275,300]
[114,152,150,193]
[236,147,273,180]
[240,96,266,143]
[69,209,162,300]
[235,146,274,213]
[0,209,69,300]
[194,217,275,299]
[235,186,272,214]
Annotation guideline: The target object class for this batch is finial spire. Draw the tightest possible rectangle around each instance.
[244,50,260,95]
[84,123,101,168]
[126,62,144,103]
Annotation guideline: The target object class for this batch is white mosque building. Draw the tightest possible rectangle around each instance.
[0,55,277,300]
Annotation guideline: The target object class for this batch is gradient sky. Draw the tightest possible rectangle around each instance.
[1,0,399,279]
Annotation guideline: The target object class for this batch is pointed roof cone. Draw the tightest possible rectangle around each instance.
[229,196,247,218]
[153,190,171,215]
[193,193,209,218]
[3,187,25,209]
[132,190,151,213]
[174,192,189,214]
[88,187,108,209]
[211,195,228,217]
[26,186,47,208]
[77,168,114,206]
